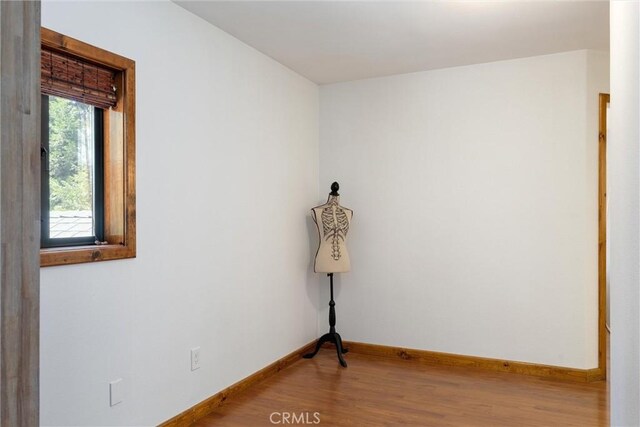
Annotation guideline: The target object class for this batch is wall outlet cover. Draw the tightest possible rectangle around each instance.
[109,379,123,407]
[191,347,201,371]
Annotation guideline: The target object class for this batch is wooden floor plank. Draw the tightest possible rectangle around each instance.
[194,350,608,426]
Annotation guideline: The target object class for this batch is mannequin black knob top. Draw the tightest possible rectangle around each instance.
[330,182,340,196]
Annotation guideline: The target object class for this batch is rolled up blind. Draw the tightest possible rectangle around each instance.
[41,47,117,109]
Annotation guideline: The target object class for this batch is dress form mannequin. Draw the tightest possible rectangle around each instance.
[311,183,353,273]
[305,182,353,367]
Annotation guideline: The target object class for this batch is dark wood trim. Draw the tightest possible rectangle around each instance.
[344,342,604,382]
[40,244,135,267]
[40,27,134,70]
[0,1,41,423]
[598,92,610,379]
[40,27,136,267]
[158,341,316,427]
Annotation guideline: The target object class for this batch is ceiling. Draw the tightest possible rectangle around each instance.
[175,1,609,85]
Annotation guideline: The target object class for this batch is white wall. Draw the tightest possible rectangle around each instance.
[610,1,640,425]
[40,1,617,424]
[41,2,319,426]
[319,50,609,369]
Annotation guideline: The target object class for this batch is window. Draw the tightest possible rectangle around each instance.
[40,28,136,267]
[41,95,104,248]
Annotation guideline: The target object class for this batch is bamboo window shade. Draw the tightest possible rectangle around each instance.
[41,47,117,109]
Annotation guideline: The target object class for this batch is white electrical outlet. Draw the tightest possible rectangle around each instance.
[109,379,123,407]
[191,347,201,371]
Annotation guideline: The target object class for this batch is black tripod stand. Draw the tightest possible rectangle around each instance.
[304,273,348,367]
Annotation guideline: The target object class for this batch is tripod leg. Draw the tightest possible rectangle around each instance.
[334,337,348,367]
[305,273,349,367]
[335,332,348,354]
[303,333,332,359]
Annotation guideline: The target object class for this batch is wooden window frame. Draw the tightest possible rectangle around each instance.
[40,27,136,267]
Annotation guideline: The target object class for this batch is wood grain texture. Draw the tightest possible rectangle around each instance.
[158,341,316,427]
[0,1,41,424]
[195,348,608,427]
[40,27,133,70]
[103,96,124,244]
[40,244,134,267]
[40,27,136,267]
[123,58,136,257]
[345,341,603,382]
[598,93,610,380]
[161,340,606,426]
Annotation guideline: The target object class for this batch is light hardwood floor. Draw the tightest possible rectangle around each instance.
[194,349,608,426]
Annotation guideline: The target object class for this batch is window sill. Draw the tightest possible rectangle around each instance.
[40,244,135,267]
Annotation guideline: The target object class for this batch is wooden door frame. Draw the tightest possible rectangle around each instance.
[598,93,609,379]
[0,1,41,423]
